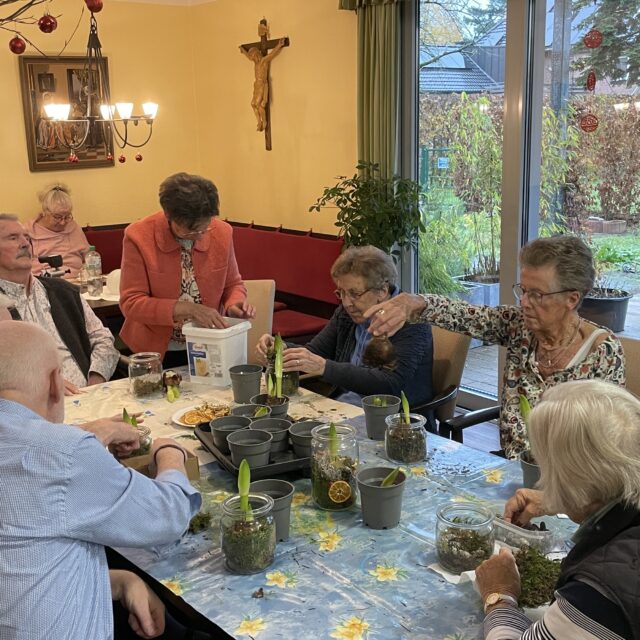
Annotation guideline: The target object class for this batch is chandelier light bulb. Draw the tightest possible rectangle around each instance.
[44,103,71,120]
[115,102,134,119]
[100,104,115,120]
[142,102,158,119]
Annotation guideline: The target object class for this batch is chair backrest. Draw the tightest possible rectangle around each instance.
[431,325,471,421]
[244,279,276,365]
[620,337,640,397]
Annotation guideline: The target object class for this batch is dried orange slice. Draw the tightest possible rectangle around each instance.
[181,410,206,425]
[328,480,352,504]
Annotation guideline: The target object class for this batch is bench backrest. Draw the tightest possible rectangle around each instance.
[83,224,127,273]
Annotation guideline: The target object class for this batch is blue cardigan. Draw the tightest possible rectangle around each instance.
[305,305,434,407]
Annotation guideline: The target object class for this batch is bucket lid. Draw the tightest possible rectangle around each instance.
[182,318,251,339]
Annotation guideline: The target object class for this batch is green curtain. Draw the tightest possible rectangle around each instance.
[340,0,401,178]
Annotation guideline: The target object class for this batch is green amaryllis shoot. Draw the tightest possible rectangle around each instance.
[328,422,338,458]
[373,396,387,408]
[274,334,284,398]
[238,459,253,520]
[122,408,138,428]
[401,391,410,425]
[267,373,275,397]
[381,467,401,487]
[254,406,269,418]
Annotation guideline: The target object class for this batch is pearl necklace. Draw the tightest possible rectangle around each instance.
[536,318,582,370]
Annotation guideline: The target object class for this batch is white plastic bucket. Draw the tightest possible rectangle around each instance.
[182,318,251,387]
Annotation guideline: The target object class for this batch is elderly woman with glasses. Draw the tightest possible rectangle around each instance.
[365,236,625,459]
[255,245,434,406]
[120,172,255,367]
[476,380,640,639]
[25,184,89,278]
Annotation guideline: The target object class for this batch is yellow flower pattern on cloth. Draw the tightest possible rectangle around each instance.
[369,564,407,582]
[265,570,297,588]
[211,490,232,504]
[291,491,310,507]
[160,577,183,596]
[235,617,267,636]
[410,467,427,477]
[330,616,370,640]
[482,468,504,484]
[318,530,342,552]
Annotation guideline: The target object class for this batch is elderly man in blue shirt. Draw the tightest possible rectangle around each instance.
[0,320,201,640]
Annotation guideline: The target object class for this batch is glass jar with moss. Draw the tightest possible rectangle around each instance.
[129,352,163,398]
[436,503,494,573]
[384,413,427,464]
[126,425,152,458]
[311,423,358,511]
[221,493,276,574]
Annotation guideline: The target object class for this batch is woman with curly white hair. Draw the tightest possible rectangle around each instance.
[475,379,640,639]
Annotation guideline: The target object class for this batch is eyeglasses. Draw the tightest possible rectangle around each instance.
[334,288,373,302]
[169,220,212,239]
[513,283,577,306]
[49,212,73,222]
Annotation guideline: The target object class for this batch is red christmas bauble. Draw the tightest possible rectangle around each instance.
[38,14,58,33]
[586,70,596,92]
[68,152,78,163]
[9,36,26,55]
[118,154,126,163]
[580,113,599,133]
[135,153,143,162]
[106,153,113,161]
[84,0,104,13]
[583,29,603,49]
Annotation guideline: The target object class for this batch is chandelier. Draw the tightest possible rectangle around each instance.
[43,13,158,164]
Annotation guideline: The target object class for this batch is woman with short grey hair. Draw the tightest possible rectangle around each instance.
[255,245,434,406]
[476,380,640,639]
[365,235,625,458]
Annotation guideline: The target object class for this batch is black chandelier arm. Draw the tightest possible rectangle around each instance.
[49,119,92,152]
[108,120,154,149]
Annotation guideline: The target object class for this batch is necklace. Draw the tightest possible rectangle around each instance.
[536,318,582,370]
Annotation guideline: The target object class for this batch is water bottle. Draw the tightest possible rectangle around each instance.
[85,246,103,296]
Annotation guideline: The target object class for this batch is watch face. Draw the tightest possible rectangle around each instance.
[486,593,500,605]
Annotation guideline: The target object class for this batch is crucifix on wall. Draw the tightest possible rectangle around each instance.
[239,19,290,150]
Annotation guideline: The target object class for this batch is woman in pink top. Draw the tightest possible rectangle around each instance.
[120,173,255,367]
[25,184,89,278]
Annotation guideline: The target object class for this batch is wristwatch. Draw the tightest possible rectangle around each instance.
[483,592,518,613]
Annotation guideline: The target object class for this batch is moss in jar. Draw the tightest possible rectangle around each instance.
[188,511,213,534]
[386,422,426,463]
[436,518,493,573]
[516,546,562,608]
[221,517,275,573]
[132,375,163,397]
[128,438,151,458]
[311,452,357,510]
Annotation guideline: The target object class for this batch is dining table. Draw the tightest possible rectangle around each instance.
[65,377,576,640]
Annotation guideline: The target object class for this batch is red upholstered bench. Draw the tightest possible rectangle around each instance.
[229,222,343,340]
[83,223,127,273]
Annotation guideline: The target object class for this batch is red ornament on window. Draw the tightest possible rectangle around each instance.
[584,29,603,49]
[586,70,597,92]
[580,113,599,133]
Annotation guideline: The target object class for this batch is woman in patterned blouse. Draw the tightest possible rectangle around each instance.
[364,236,625,459]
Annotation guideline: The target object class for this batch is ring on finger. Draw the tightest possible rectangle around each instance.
[377,308,385,316]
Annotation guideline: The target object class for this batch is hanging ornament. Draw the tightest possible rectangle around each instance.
[584,29,603,49]
[106,152,113,161]
[586,69,597,92]
[84,0,104,13]
[38,14,58,33]
[135,153,143,162]
[118,154,126,163]
[9,36,26,55]
[580,113,599,133]
[68,152,79,163]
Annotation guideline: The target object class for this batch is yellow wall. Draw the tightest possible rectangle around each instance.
[0,0,357,233]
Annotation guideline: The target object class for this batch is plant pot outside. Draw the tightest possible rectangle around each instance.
[362,395,401,440]
[250,417,291,453]
[229,364,263,403]
[356,466,406,529]
[384,413,427,464]
[250,479,295,541]
[289,420,322,458]
[210,416,252,454]
[221,493,276,574]
[227,429,273,468]
[250,393,290,418]
[520,452,540,489]
[231,403,272,421]
[580,289,632,333]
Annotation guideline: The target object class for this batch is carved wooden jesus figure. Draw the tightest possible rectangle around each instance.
[239,19,289,150]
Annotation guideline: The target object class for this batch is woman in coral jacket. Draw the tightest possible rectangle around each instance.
[120,172,255,367]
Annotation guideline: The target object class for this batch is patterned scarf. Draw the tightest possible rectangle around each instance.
[171,239,202,342]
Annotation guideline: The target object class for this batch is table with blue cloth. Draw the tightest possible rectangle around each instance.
[65,378,576,640]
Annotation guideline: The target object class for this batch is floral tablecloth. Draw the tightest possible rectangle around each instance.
[65,382,576,640]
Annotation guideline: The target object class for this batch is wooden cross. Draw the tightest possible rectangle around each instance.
[239,19,290,151]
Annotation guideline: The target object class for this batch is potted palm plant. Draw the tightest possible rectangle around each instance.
[310,161,426,259]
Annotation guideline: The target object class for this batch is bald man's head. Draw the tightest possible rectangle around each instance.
[0,321,64,422]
